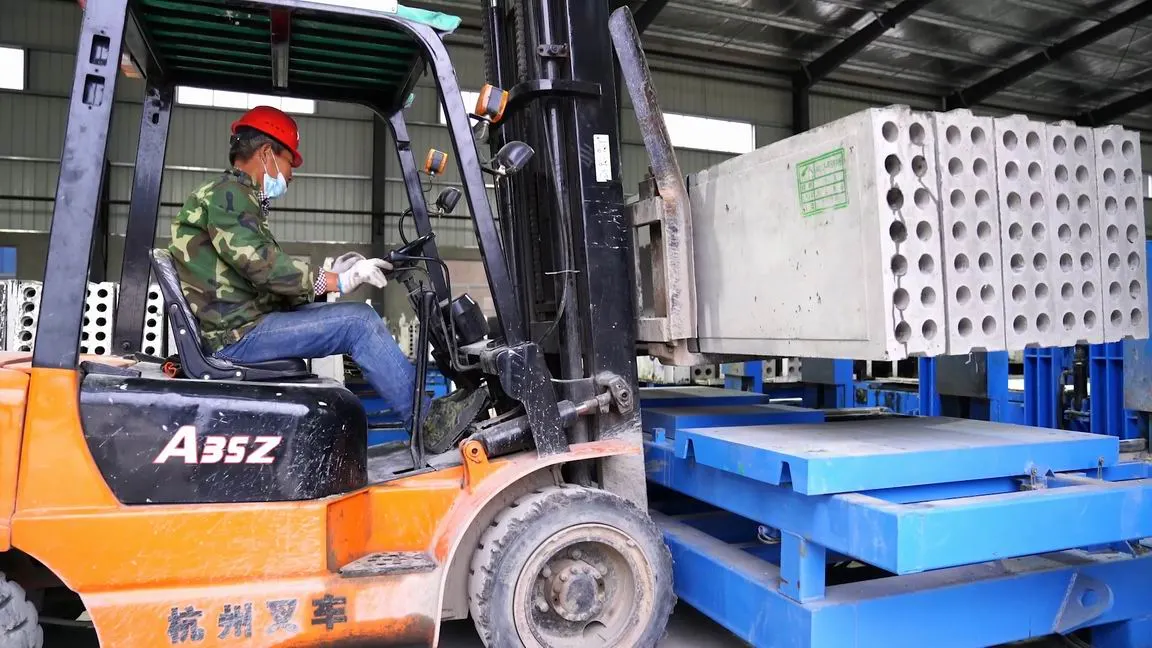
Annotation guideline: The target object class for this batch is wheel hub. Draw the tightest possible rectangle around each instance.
[543,556,605,622]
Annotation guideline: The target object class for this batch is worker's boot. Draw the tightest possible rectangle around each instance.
[422,386,489,455]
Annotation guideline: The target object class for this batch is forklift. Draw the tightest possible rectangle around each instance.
[0,0,675,646]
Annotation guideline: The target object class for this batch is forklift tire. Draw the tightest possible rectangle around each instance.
[468,485,675,648]
[0,572,43,648]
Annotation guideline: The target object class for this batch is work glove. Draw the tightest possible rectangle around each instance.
[330,251,365,274]
[338,258,393,293]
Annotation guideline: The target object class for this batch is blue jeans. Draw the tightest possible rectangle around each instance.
[215,302,425,426]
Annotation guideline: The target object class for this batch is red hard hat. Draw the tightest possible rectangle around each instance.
[231,105,303,167]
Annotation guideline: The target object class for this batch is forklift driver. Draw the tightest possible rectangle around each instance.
[168,105,486,448]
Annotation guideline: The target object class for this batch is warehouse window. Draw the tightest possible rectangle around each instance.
[439,91,481,125]
[1145,172,1152,200]
[176,86,315,114]
[0,47,26,91]
[664,112,755,154]
[0,247,15,278]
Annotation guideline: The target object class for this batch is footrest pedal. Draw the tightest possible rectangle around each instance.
[339,552,437,578]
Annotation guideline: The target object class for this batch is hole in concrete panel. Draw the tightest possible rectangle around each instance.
[1085,311,1097,329]
[95,317,106,327]
[950,190,965,208]
[975,190,990,208]
[1033,253,1047,271]
[1060,253,1073,272]
[1133,309,1144,326]
[1028,162,1041,180]
[1106,197,1118,214]
[1075,135,1087,154]
[1076,166,1089,183]
[973,158,988,177]
[1109,253,1121,270]
[1005,161,1019,179]
[979,253,994,271]
[1103,139,1115,157]
[95,332,106,341]
[1111,310,1123,326]
[909,123,926,145]
[1053,135,1067,154]
[1129,251,1141,270]
[922,320,937,340]
[893,288,910,310]
[958,318,972,337]
[1036,283,1050,299]
[1081,253,1095,271]
[1056,194,1070,213]
[889,221,908,243]
[96,302,107,312]
[1063,312,1075,330]
[955,254,970,272]
[1007,192,1021,210]
[1003,130,1018,150]
[921,286,936,306]
[891,255,908,276]
[1032,222,1046,241]
[946,126,961,144]
[1078,194,1091,212]
[956,286,971,304]
[1030,192,1044,210]
[895,321,911,342]
[1013,315,1027,333]
[919,254,935,274]
[1058,224,1072,241]
[952,221,967,240]
[949,158,963,176]
[1055,165,1069,183]
[1026,131,1040,150]
[1111,282,1123,298]
[887,188,904,210]
[971,127,986,145]
[980,284,996,302]
[1126,196,1137,212]
[882,121,898,142]
[977,221,992,240]
[1079,223,1093,241]
[915,188,931,208]
[1104,168,1116,186]
[1036,313,1051,332]
[1131,281,1142,299]
[1107,224,1120,242]
[1123,140,1135,159]
[982,316,997,335]
[912,155,927,177]
[1129,224,1142,243]
[1011,253,1025,272]
[916,221,933,240]
[885,155,902,176]
[1083,281,1096,299]
[1013,284,1026,302]
[1125,169,1136,184]
[97,288,108,298]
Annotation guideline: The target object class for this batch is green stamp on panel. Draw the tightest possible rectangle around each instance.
[797,148,849,217]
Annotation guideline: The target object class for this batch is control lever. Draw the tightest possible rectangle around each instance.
[384,232,436,270]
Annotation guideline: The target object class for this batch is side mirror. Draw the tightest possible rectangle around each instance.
[491,141,534,176]
[435,187,462,214]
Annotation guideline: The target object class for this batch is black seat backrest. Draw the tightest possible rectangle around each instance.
[149,249,309,381]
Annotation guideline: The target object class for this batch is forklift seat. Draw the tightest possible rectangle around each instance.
[149,249,310,381]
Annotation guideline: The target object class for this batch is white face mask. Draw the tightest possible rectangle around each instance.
[261,153,288,200]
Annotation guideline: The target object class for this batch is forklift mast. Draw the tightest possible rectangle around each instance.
[483,0,646,498]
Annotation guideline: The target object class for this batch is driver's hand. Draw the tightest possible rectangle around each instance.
[331,251,365,274]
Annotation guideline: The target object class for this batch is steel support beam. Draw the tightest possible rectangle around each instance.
[796,0,937,88]
[947,0,1152,109]
[113,82,174,355]
[269,7,292,89]
[792,78,811,134]
[633,0,672,34]
[1079,87,1152,126]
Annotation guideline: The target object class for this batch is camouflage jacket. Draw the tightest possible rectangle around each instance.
[169,168,313,352]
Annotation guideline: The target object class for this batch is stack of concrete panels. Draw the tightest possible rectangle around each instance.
[81,282,117,356]
[1094,125,1148,342]
[932,110,1004,354]
[141,283,166,357]
[4,281,41,353]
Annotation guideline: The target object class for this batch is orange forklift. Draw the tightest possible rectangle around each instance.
[0,0,673,646]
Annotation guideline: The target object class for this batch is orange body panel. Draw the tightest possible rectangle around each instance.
[0,367,29,550]
[9,368,639,646]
